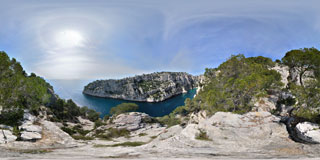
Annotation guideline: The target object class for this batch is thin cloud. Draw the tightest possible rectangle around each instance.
[0,0,320,79]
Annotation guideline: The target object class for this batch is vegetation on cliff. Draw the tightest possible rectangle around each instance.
[173,54,283,116]
[0,51,100,126]
[172,48,320,125]
[282,48,320,123]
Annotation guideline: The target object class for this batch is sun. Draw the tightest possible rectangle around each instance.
[55,30,84,48]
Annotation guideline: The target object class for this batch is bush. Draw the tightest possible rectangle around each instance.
[0,108,24,126]
[195,129,211,141]
[94,119,105,129]
[109,103,139,115]
[157,115,180,128]
[94,141,146,147]
[107,141,146,147]
[95,128,130,140]
[61,127,76,135]
[72,135,94,141]
[86,109,100,122]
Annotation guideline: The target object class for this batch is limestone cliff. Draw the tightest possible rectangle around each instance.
[83,72,200,102]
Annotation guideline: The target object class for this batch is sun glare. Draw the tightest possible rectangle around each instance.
[55,30,84,48]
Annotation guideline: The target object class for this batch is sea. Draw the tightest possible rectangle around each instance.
[47,79,196,118]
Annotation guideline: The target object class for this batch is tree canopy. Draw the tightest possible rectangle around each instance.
[282,48,320,86]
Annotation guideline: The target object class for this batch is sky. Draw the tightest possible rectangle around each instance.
[1,0,320,80]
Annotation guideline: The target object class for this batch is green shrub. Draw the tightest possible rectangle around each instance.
[0,108,24,126]
[61,127,76,135]
[12,126,21,138]
[72,135,94,141]
[109,103,139,115]
[157,115,180,128]
[94,141,146,147]
[195,129,211,141]
[95,128,130,140]
[94,119,105,129]
[138,133,147,137]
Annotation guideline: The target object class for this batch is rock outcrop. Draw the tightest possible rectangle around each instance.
[271,64,290,88]
[19,112,42,141]
[0,130,17,144]
[83,72,199,102]
[295,122,320,143]
[112,112,158,131]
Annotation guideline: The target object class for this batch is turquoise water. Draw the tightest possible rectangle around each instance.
[47,79,196,117]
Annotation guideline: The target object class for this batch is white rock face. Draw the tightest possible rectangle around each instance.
[295,122,320,143]
[0,130,17,144]
[252,96,278,112]
[195,111,286,146]
[288,67,315,86]
[272,64,290,87]
[138,111,294,159]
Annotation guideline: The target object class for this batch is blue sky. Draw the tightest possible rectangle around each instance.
[1,0,320,79]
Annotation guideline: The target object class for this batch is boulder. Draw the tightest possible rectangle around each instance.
[295,122,320,143]
[20,124,42,133]
[18,113,43,141]
[40,120,77,146]
[113,112,154,131]
[23,112,37,123]
[77,116,94,131]
[180,124,199,140]
[0,130,17,144]
[20,131,42,141]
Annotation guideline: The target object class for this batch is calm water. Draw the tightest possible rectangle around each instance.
[47,79,196,117]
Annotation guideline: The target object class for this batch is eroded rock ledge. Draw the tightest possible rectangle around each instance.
[83,72,200,102]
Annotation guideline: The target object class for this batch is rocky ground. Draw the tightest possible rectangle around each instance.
[1,111,320,160]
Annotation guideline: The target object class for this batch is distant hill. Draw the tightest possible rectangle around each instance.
[83,72,201,102]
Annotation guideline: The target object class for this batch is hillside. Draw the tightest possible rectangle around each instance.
[171,48,320,124]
